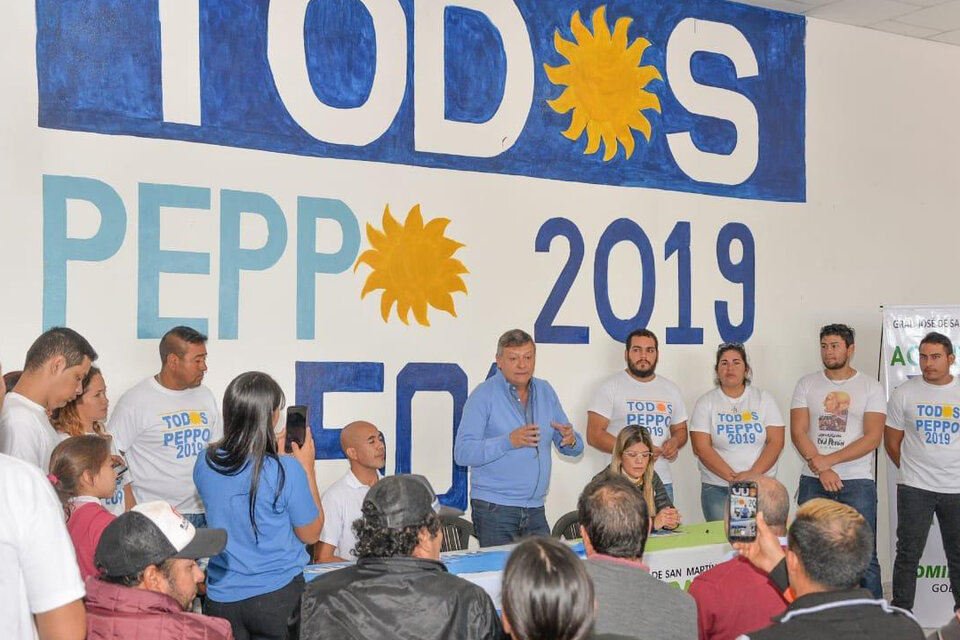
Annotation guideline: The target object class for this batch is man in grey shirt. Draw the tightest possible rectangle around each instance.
[578,474,697,640]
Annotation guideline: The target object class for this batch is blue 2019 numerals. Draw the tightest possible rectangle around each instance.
[534,219,756,345]
[715,223,755,344]
[534,218,590,344]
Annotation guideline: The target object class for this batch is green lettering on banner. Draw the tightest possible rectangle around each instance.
[919,565,947,579]
[891,346,906,366]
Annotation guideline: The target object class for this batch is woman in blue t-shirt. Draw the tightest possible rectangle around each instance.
[195,371,323,640]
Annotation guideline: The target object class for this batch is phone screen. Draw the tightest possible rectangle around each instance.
[727,481,758,542]
[284,405,308,454]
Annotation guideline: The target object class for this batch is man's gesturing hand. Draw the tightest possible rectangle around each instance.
[552,422,577,448]
[510,424,540,448]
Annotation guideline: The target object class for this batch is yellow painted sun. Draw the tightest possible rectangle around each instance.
[354,204,468,326]
[544,6,662,161]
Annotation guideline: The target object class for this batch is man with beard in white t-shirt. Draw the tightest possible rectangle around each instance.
[587,328,688,503]
[885,331,960,613]
[790,323,886,599]
[109,326,221,528]
[0,327,97,471]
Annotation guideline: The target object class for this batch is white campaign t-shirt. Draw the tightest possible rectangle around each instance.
[0,393,61,471]
[109,377,221,514]
[0,453,85,640]
[319,469,378,560]
[887,377,960,493]
[588,371,688,484]
[689,386,784,486]
[102,435,130,516]
[791,371,886,480]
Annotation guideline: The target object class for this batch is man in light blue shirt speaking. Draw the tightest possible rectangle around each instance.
[455,329,584,547]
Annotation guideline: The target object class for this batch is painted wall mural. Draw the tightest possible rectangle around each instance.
[35,0,805,201]
[355,204,468,326]
[20,0,810,512]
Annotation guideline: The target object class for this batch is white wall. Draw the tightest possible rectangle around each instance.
[2,4,960,583]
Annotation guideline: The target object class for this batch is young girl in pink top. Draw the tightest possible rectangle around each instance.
[49,435,118,580]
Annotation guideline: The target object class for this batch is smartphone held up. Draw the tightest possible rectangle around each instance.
[284,405,308,454]
[727,480,758,543]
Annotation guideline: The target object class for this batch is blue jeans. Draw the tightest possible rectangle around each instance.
[184,512,208,529]
[701,484,729,522]
[471,499,550,547]
[797,475,881,599]
[663,483,674,504]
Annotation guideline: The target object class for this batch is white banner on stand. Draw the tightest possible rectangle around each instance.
[882,305,959,627]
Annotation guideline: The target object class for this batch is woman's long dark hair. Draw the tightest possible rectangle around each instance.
[206,371,285,541]
[502,537,595,640]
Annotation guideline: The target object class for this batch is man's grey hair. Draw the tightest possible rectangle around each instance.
[497,329,534,356]
[757,476,790,531]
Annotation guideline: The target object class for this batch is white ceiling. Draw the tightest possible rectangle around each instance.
[732,0,960,45]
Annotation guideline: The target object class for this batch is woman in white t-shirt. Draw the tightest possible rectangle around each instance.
[690,343,785,522]
[52,367,129,516]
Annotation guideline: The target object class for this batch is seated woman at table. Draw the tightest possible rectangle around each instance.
[689,342,784,522]
[194,371,324,640]
[593,425,680,530]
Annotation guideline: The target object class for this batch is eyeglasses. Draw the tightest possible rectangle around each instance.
[622,451,653,460]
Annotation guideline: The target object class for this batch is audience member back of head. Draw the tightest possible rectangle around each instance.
[578,474,698,640]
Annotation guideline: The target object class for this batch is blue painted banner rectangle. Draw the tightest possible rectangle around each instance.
[36,0,805,202]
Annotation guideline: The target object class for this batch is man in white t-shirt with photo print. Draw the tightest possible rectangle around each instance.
[109,326,221,529]
[885,330,960,613]
[790,323,886,599]
[587,328,688,502]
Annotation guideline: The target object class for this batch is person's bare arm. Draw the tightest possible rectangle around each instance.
[34,599,86,640]
[586,411,616,453]
[659,422,688,461]
[291,430,324,544]
[747,426,785,476]
[123,484,136,511]
[690,432,735,481]
[790,408,818,461]
[313,541,346,563]
[884,426,905,468]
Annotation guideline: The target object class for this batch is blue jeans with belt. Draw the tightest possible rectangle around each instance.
[471,499,550,547]
[797,475,882,599]
[701,484,729,522]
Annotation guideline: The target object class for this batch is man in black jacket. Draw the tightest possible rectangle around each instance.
[300,474,503,640]
[735,498,923,640]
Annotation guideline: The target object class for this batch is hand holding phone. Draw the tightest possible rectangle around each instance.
[727,480,758,543]
[284,405,308,454]
[733,512,785,574]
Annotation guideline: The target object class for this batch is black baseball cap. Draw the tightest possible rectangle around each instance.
[362,474,441,528]
[95,501,227,577]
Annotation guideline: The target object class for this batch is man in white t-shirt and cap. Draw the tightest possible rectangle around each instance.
[0,358,87,640]
[314,420,386,562]
[885,331,960,612]
[587,328,688,502]
[86,500,232,639]
[109,326,221,528]
[790,322,886,598]
[0,327,97,470]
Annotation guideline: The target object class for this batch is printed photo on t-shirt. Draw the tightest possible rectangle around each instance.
[818,391,850,433]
